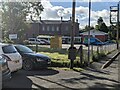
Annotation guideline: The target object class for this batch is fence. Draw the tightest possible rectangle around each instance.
[81,44,117,64]
[95,44,117,54]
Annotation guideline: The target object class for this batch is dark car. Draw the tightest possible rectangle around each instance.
[14,45,51,71]
[0,55,11,84]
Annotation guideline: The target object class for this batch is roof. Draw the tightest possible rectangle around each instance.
[28,20,74,24]
[80,29,108,35]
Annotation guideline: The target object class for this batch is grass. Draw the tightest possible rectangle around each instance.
[29,45,115,69]
[29,46,94,68]
[40,52,68,61]
[39,51,82,67]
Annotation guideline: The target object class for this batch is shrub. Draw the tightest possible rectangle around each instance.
[23,40,29,45]
[92,52,106,62]
[51,60,69,67]
[2,38,14,44]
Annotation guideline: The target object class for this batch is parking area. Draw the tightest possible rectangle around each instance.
[3,56,119,89]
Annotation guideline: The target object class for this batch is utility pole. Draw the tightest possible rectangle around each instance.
[117,3,119,50]
[68,0,77,69]
[88,0,91,66]
[71,0,75,48]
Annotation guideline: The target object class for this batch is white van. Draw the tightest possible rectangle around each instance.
[28,38,45,44]
[0,43,22,72]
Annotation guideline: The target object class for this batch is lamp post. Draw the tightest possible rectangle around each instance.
[88,0,91,66]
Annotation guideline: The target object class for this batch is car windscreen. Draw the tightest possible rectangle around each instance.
[15,45,33,53]
[2,45,17,54]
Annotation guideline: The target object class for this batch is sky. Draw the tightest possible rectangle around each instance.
[40,0,119,29]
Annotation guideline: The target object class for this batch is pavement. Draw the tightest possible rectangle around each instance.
[2,50,120,90]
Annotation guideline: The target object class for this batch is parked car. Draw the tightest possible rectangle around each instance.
[104,40,116,45]
[14,45,51,71]
[38,39,50,45]
[83,37,105,46]
[0,55,11,83]
[0,43,22,72]
[28,38,45,45]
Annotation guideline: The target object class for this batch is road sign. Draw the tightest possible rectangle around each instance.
[9,34,17,40]
[110,6,118,24]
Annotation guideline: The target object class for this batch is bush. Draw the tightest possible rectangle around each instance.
[2,38,14,44]
[51,60,70,67]
[51,59,84,68]
[23,40,29,45]
[92,52,106,62]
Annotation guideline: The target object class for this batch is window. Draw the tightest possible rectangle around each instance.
[66,26,68,31]
[2,45,17,54]
[56,26,59,31]
[42,26,45,31]
[15,45,33,53]
[52,26,54,31]
[28,38,36,41]
[47,26,50,31]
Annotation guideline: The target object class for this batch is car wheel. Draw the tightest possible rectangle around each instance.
[23,60,33,71]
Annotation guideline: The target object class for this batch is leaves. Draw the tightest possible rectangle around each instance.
[1,2,44,40]
[96,17,109,33]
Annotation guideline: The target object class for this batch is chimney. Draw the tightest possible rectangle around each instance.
[61,17,63,21]
[40,17,41,21]
[70,17,72,21]
[76,19,78,23]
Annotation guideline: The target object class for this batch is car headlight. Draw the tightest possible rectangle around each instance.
[36,58,44,62]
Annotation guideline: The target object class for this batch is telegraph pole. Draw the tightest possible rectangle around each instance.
[68,0,77,69]
[117,3,119,50]
[71,0,75,47]
[88,0,91,66]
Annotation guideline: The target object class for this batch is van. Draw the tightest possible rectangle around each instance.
[28,38,45,44]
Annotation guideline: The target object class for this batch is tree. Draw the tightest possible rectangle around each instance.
[96,17,109,33]
[1,2,44,42]
[97,17,103,25]
[82,25,94,31]
[108,24,120,40]
[1,2,28,40]
[24,2,44,21]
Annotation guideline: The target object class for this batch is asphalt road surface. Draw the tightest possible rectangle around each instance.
[3,54,119,89]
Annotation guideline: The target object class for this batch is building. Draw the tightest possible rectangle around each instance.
[80,29,108,42]
[0,29,2,42]
[25,17,80,39]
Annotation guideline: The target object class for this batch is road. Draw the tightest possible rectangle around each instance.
[3,52,119,89]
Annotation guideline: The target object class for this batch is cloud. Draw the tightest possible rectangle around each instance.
[1,0,119,2]
[40,0,110,29]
